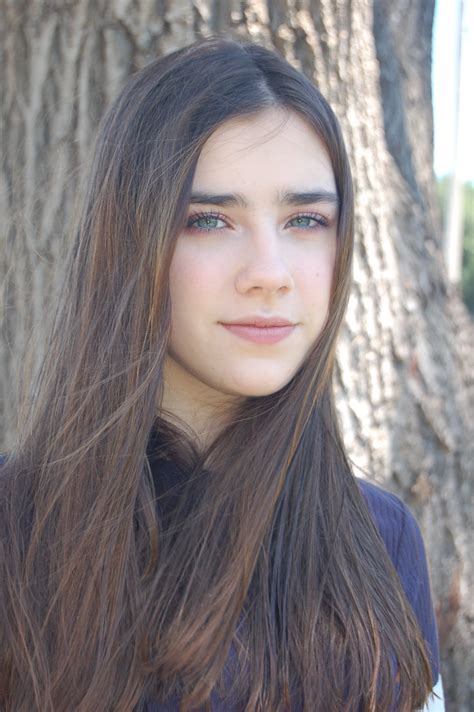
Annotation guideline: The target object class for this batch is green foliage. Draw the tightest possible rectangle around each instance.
[436,176,474,314]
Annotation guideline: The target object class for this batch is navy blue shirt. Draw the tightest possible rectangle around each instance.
[145,449,440,711]
[0,451,440,710]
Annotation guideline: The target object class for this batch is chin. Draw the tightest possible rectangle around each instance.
[223,373,296,398]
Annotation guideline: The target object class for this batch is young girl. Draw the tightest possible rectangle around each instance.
[0,37,442,712]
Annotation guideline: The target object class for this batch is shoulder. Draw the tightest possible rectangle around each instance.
[356,477,429,579]
[357,477,412,568]
[356,477,431,601]
[356,477,440,687]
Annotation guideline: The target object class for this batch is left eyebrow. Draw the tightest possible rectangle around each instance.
[189,189,339,209]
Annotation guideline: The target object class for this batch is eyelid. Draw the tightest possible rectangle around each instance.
[185,208,332,232]
[185,210,231,229]
[285,210,331,227]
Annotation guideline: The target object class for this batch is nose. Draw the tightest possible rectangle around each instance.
[234,231,294,296]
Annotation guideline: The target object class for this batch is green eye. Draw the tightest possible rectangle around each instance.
[288,214,329,229]
[186,212,228,233]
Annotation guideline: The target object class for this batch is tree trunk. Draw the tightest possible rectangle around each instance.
[1,1,472,709]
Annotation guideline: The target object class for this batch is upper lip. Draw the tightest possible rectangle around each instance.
[220,316,296,327]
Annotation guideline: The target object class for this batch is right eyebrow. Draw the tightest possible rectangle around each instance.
[189,189,340,210]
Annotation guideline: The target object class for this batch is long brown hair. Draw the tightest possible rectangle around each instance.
[0,36,433,711]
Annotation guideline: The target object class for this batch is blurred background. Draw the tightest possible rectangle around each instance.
[0,1,472,710]
[433,0,473,313]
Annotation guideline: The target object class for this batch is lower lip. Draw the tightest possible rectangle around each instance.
[221,324,295,344]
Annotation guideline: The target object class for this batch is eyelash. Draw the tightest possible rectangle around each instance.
[185,210,330,234]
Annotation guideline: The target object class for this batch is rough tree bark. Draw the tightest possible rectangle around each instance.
[1,1,472,709]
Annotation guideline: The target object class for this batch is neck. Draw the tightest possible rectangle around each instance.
[159,355,240,451]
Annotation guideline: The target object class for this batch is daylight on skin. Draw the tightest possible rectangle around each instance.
[161,107,339,443]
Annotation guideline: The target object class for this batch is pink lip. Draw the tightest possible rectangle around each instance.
[221,323,296,344]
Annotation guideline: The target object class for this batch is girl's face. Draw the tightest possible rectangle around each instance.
[165,107,338,406]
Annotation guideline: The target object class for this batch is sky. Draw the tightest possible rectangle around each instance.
[432,0,473,183]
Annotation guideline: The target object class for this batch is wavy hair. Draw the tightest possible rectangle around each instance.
[0,37,433,711]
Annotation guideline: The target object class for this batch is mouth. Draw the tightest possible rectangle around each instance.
[220,316,295,328]
[219,323,296,344]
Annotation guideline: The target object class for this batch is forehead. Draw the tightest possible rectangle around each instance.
[194,108,336,193]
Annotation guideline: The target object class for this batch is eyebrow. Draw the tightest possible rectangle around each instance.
[189,189,339,209]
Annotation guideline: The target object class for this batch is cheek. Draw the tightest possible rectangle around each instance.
[297,246,336,298]
[168,247,225,318]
